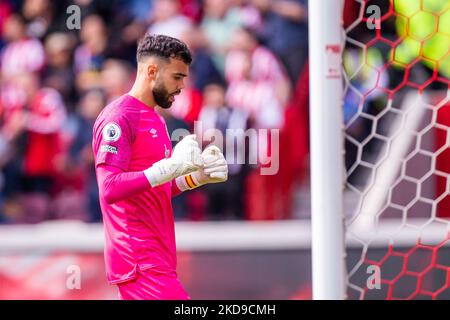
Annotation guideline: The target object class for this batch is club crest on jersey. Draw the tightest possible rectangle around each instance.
[102,122,121,142]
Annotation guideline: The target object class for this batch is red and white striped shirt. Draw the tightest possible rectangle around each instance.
[23,88,67,177]
[224,46,288,128]
[225,46,287,84]
[0,38,45,78]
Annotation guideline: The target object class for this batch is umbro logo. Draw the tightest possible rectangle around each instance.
[149,128,158,138]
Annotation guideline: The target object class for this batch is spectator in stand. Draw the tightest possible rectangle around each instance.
[250,0,308,85]
[225,26,290,129]
[121,0,154,23]
[74,14,109,74]
[198,83,249,219]
[200,0,242,74]
[106,8,147,67]
[62,88,106,222]
[147,0,193,39]
[224,27,291,220]
[22,0,53,39]
[0,13,45,80]
[4,72,66,223]
[0,98,28,223]
[73,14,109,92]
[42,32,77,112]
[100,59,134,103]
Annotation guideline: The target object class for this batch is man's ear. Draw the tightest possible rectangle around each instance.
[147,63,158,80]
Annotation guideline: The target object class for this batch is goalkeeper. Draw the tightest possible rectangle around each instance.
[92,34,228,300]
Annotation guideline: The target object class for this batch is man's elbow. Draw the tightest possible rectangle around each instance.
[104,193,116,205]
[102,185,119,205]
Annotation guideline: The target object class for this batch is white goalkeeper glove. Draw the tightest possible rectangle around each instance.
[175,145,228,191]
[144,134,203,187]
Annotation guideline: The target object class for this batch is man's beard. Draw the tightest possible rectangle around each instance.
[152,80,179,109]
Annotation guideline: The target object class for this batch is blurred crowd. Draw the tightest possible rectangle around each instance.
[0,0,310,223]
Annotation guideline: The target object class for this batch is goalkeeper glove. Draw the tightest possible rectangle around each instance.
[175,145,228,191]
[144,134,203,187]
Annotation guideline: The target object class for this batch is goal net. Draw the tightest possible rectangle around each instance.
[340,0,450,299]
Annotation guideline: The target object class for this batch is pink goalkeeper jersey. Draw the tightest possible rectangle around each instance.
[92,94,176,284]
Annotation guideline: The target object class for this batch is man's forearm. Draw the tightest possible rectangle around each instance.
[97,164,151,204]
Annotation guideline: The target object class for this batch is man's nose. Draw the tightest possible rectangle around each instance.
[178,79,186,91]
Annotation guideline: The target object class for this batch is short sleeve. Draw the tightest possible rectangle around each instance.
[93,115,135,171]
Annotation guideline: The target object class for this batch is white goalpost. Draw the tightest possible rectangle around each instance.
[308,0,347,300]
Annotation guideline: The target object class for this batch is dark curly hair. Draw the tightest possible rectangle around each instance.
[136,34,192,65]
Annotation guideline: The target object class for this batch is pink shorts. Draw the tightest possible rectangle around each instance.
[116,268,190,300]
